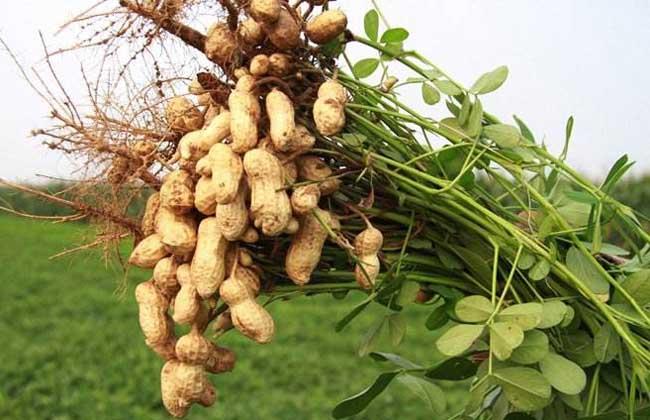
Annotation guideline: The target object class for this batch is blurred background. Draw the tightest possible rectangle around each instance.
[0,0,649,418]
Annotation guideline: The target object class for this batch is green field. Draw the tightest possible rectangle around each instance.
[0,214,465,419]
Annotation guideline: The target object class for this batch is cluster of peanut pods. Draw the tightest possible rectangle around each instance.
[126,1,384,416]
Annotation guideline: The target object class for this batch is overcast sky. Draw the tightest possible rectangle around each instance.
[1,0,649,183]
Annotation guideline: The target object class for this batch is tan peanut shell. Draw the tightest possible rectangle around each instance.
[235,74,257,94]
[266,89,296,151]
[205,23,237,65]
[305,10,348,44]
[238,249,254,267]
[160,170,195,214]
[284,217,300,235]
[241,227,260,243]
[216,182,249,241]
[141,193,160,237]
[155,206,197,257]
[166,97,204,133]
[291,184,321,215]
[153,257,180,298]
[228,90,260,153]
[354,226,383,289]
[318,80,348,104]
[205,342,236,374]
[195,155,212,177]
[129,234,170,268]
[173,264,202,325]
[263,8,301,50]
[287,124,316,154]
[285,208,337,285]
[208,143,243,204]
[194,176,217,216]
[161,360,216,418]
[313,97,345,136]
[250,54,270,76]
[268,53,292,77]
[296,155,341,195]
[191,218,230,299]
[243,148,292,236]
[135,280,172,347]
[249,0,281,24]
[212,310,233,332]
[238,18,265,46]
[178,111,231,162]
[219,271,275,343]
[176,327,213,365]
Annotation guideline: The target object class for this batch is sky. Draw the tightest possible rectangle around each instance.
[0,0,649,183]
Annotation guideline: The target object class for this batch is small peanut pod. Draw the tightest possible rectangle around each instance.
[178,111,231,162]
[314,80,347,136]
[285,208,337,285]
[159,170,195,214]
[216,182,249,241]
[296,155,341,195]
[155,207,198,257]
[290,184,321,215]
[208,143,243,204]
[286,124,316,155]
[228,89,260,154]
[284,217,300,235]
[219,270,275,343]
[205,23,237,65]
[135,280,171,346]
[129,234,170,268]
[161,360,216,418]
[153,257,180,298]
[173,264,202,325]
[243,148,292,236]
[318,80,348,104]
[305,10,348,44]
[262,8,301,50]
[166,97,204,133]
[266,89,296,151]
[205,342,236,374]
[238,18,265,46]
[141,192,160,237]
[191,218,230,299]
[354,226,384,289]
[268,53,292,77]
[249,54,270,76]
[194,176,217,216]
[240,227,260,243]
[249,0,281,24]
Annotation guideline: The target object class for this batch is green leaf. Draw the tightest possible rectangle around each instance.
[433,79,462,96]
[493,367,552,411]
[529,258,551,281]
[464,97,483,137]
[397,374,446,413]
[564,330,598,367]
[396,281,421,307]
[566,247,610,296]
[336,298,371,331]
[332,370,400,418]
[425,305,449,331]
[425,357,477,380]
[408,238,433,249]
[341,132,366,148]
[422,68,443,79]
[358,317,385,357]
[470,65,509,94]
[593,323,621,363]
[458,95,472,126]
[380,42,404,61]
[559,392,583,411]
[455,295,495,323]
[612,269,650,306]
[452,247,492,284]
[557,202,591,227]
[539,353,586,395]
[421,83,440,105]
[497,303,543,331]
[513,114,536,143]
[436,324,485,356]
[538,301,568,329]
[387,313,407,346]
[517,252,536,270]
[353,58,380,79]
[370,352,421,369]
[581,241,629,256]
[364,10,379,41]
[483,124,521,148]
[602,154,634,194]
[505,414,536,420]
[510,329,549,364]
[380,28,409,43]
[439,118,469,142]
[561,305,575,328]
[490,321,524,361]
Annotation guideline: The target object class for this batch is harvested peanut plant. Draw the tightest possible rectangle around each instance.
[3,0,650,418]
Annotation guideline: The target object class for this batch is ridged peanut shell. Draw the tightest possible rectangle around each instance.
[205,23,237,65]
[216,182,249,241]
[296,155,340,195]
[268,53,292,77]
[219,274,275,343]
[250,54,270,76]
[173,264,201,325]
[266,89,296,151]
[129,234,169,268]
[285,209,335,285]
[355,254,381,289]
[176,328,212,365]
[313,97,345,136]
[228,91,260,153]
[135,281,171,346]
[160,170,195,214]
[249,0,281,24]
[238,18,265,46]
[141,193,160,237]
[166,97,204,133]
[155,207,197,256]
[318,80,348,104]
[305,10,348,44]
[153,257,180,298]
[191,218,230,299]
[263,8,301,50]
[290,184,321,215]
[208,143,243,204]
[194,176,217,216]
[161,360,215,418]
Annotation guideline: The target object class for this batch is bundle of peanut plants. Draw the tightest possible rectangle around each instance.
[3,0,650,418]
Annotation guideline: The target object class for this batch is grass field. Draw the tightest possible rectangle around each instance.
[0,214,466,419]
